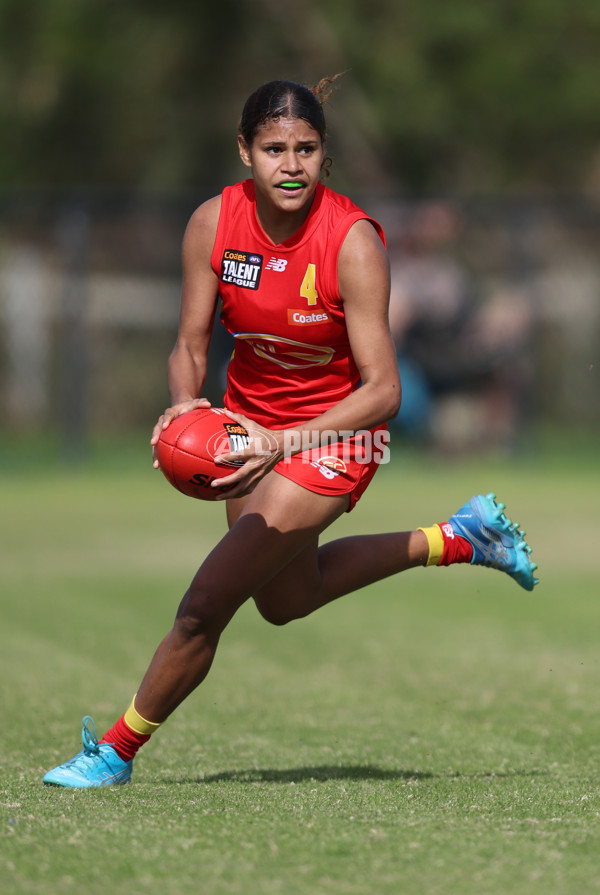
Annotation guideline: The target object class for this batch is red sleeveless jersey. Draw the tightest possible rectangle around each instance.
[210,179,386,429]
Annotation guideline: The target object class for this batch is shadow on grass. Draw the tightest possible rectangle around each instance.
[172,765,548,785]
[200,766,431,784]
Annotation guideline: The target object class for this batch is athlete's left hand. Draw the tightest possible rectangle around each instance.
[211,412,285,498]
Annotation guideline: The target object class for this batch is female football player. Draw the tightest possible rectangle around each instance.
[44,78,537,787]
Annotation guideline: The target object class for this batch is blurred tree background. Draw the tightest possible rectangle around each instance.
[2,0,600,193]
[0,0,599,454]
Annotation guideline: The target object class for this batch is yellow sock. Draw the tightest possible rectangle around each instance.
[418,524,445,567]
[124,695,163,736]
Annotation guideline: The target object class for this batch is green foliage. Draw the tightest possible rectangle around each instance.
[2,443,600,894]
[328,0,600,189]
[1,0,599,191]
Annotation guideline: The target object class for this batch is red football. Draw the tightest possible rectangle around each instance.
[156,408,249,500]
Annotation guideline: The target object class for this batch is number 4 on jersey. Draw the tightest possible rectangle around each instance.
[300,263,318,306]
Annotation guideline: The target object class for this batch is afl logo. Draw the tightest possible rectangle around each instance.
[248,255,261,263]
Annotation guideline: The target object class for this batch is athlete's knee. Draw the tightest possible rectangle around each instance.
[254,597,307,627]
[256,605,297,626]
[173,610,217,643]
[175,583,242,639]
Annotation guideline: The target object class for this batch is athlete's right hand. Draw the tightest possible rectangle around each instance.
[150,397,212,469]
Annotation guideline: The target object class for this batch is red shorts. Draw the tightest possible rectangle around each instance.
[273,424,389,511]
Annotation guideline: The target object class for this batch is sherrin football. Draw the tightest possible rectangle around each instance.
[156,407,249,500]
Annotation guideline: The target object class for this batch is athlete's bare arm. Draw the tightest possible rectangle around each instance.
[151,196,222,464]
[326,218,401,427]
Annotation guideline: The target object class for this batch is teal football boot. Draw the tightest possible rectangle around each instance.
[448,492,539,591]
[43,716,132,788]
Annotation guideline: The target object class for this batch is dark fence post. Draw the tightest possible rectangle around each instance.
[57,203,91,463]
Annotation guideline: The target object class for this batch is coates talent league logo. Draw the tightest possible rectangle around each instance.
[206,420,279,466]
[221,249,263,290]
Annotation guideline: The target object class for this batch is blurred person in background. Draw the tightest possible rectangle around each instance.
[388,201,534,451]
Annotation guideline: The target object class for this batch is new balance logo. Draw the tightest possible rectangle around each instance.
[265,257,288,272]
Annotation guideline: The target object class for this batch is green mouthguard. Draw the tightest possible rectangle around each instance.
[280,181,303,188]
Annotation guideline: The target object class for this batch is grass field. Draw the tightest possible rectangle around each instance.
[2,433,600,895]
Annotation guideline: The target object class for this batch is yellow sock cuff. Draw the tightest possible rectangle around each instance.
[124,696,162,736]
[418,524,445,567]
